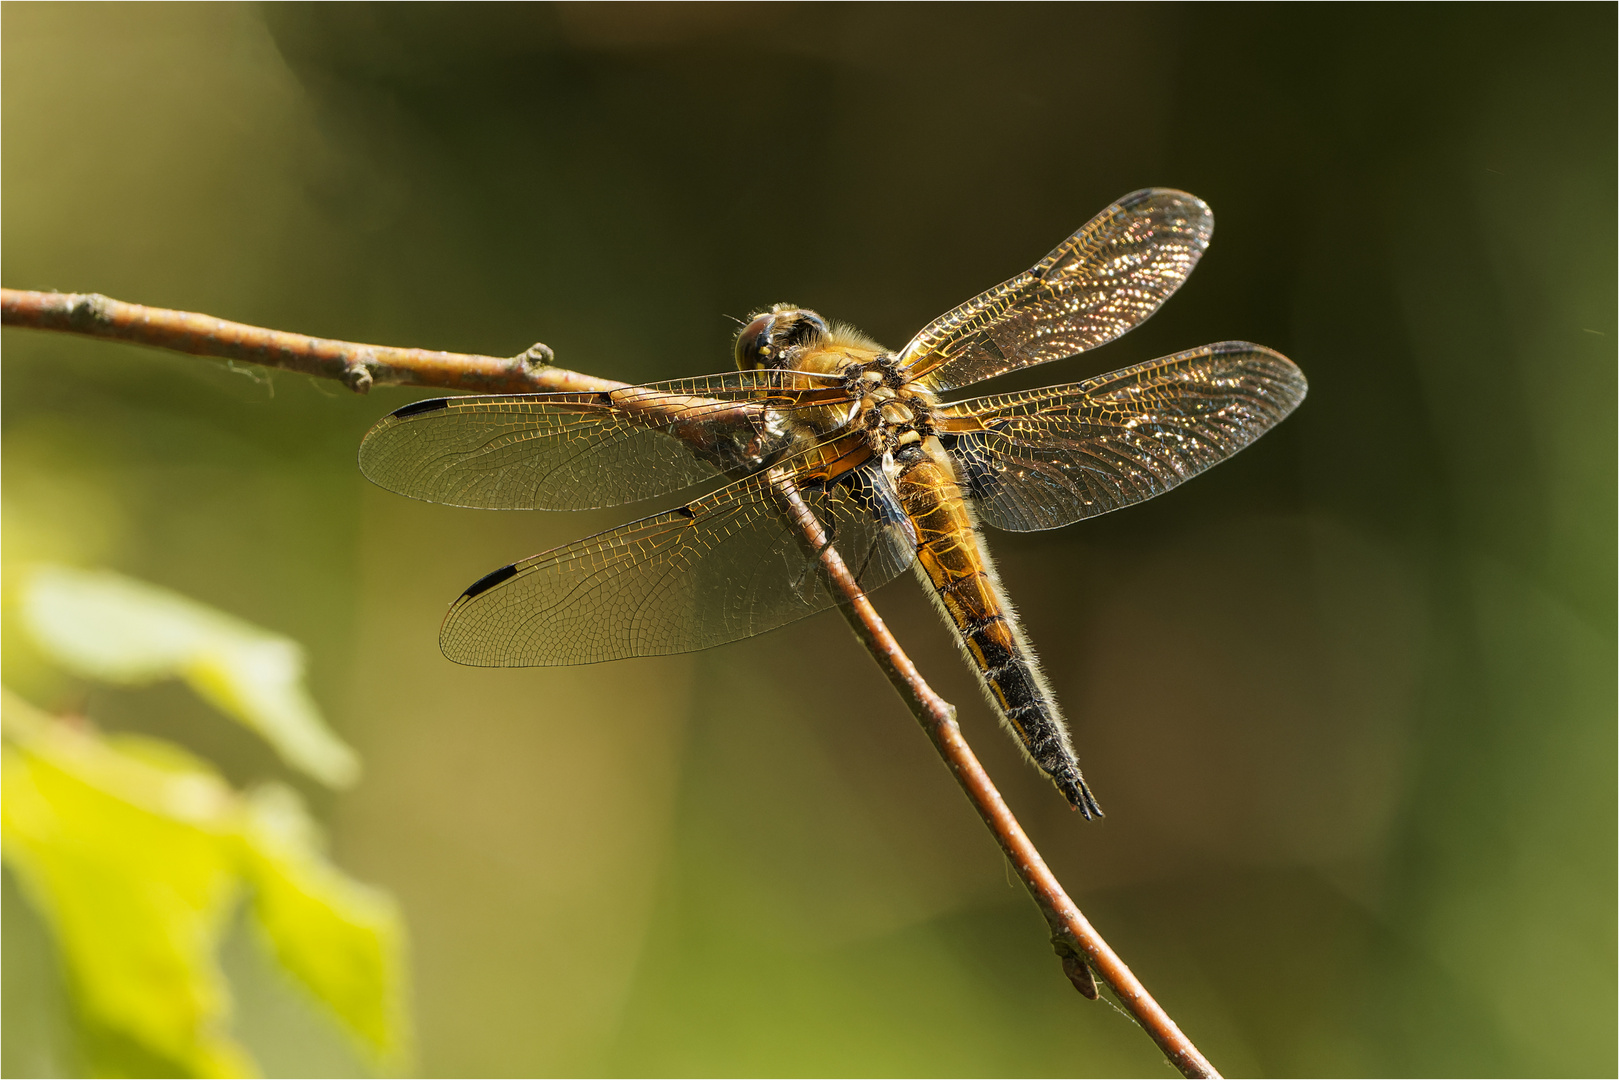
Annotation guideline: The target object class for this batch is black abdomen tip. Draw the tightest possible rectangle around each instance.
[1058,771,1104,820]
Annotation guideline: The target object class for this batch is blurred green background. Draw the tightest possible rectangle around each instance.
[3,3,1613,1076]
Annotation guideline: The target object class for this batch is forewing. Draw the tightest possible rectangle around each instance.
[901,189,1213,392]
[357,369,843,510]
[940,342,1307,532]
[438,458,917,665]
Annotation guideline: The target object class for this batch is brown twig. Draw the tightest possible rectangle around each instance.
[772,477,1219,1079]
[0,289,599,395]
[3,289,1221,1079]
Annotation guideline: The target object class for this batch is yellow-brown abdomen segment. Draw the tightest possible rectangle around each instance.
[894,441,1102,818]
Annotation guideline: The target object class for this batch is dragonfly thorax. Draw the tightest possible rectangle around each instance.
[852,369,939,459]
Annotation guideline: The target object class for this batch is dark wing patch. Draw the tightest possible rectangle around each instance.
[462,563,520,598]
[392,397,451,419]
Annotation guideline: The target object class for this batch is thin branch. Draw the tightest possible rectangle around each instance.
[0,289,602,395]
[772,478,1219,1079]
[4,289,1221,1079]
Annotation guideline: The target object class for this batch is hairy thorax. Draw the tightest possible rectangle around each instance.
[805,340,945,472]
[734,307,946,485]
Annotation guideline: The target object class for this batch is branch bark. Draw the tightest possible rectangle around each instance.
[772,477,1219,1078]
[3,288,1221,1079]
[0,289,600,395]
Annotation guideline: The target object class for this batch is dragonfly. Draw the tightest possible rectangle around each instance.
[358,189,1307,819]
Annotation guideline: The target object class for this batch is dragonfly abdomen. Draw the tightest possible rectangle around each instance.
[896,444,1103,818]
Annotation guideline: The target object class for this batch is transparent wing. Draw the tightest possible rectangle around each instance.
[939,342,1307,532]
[358,369,847,510]
[439,457,917,666]
[900,189,1213,392]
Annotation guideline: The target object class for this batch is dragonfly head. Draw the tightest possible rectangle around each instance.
[734,305,829,370]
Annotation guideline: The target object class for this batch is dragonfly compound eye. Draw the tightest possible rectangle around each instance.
[734,312,776,370]
[733,308,829,370]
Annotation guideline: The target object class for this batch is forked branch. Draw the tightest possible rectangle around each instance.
[1,288,1221,1079]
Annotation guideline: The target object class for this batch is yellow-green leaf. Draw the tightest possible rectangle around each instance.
[0,692,254,1078]
[19,565,359,788]
[1,691,413,1077]
[242,784,410,1066]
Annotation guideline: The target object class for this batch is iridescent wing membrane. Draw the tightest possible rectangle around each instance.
[358,369,842,510]
[940,343,1307,532]
[900,188,1212,392]
[438,459,916,665]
